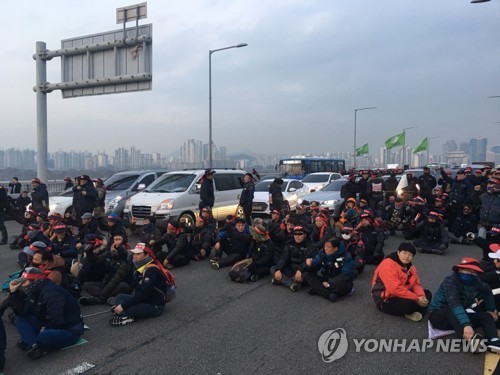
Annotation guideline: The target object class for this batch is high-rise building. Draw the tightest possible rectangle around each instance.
[443,140,457,154]
[469,138,487,162]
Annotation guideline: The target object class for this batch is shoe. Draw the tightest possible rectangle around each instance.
[271,278,280,285]
[327,293,338,302]
[109,315,135,327]
[417,247,427,254]
[289,283,300,292]
[308,288,316,295]
[404,311,423,322]
[250,274,260,282]
[165,263,174,270]
[488,339,500,353]
[458,236,464,244]
[211,262,220,270]
[347,287,355,296]
[431,248,444,255]
[470,333,483,354]
[106,297,117,306]
[8,312,16,325]
[17,339,30,351]
[0,241,7,246]
[26,344,48,360]
[79,296,99,306]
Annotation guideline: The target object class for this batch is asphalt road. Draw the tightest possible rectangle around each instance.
[0,220,491,375]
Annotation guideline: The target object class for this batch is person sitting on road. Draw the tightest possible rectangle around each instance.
[413,211,449,255]
[467,224,500,262]
[78,234,131,306]
[428,257,500,352]
[129,215,162,253]
[355,212,385,265]
[9,209,38,250]
[31,249,68,287]
[49,223,78,271]
[271,226,317,292]
[191,216,217,261]
[109,243,175,327]
[447,204,478,245]
[340,223,366,278]
[98,213,128,244]
[156,220,192,270]
[371,242,431,322]
[303,237,354,302]
[9,267,84,359]
[18,229,51,268]
[211,218,252,270]
[74,212,100,250]
[228,224,275,283]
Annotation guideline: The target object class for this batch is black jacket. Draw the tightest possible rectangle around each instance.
[239,181,255,207]
[276,238,317,273]
[10,279,83,332]
[200,178,215,208]
[122,263,168,308]
[73,181,98,214]
[31,184,49,213]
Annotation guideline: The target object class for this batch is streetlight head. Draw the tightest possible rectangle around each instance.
[236,43,248,48]
[471,0,491,3]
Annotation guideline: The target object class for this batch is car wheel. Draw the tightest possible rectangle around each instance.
[179,212,195,228]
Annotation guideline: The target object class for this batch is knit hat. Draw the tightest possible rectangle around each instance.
[14,267,45,283]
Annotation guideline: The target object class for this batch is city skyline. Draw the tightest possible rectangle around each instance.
[0,1,499,157]
[0,136,497,171]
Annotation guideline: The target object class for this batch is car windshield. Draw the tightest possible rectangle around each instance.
[255,180,287,192]
[302,174,329,183]
[104,174,140,191]
[147,174,195,193]
[321,179,347,192]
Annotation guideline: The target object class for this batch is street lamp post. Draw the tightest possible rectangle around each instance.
[208,43,248,169]
[426,136,439,166]
[401,126,417,167]
[353,107,377,169]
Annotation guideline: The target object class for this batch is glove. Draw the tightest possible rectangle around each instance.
[466,232,475,240]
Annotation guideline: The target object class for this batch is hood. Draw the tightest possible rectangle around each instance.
[387,251,412,269]
[302,190,342,202]
[128,191,183,205]
[45,254,66,270]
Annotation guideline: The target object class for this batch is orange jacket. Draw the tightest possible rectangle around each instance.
[371,252,425,306]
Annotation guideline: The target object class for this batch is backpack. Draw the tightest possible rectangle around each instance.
[144,262,176,303]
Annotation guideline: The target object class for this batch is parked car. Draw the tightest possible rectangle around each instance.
[252,178,307,217]
[301,172,342,193]
[123,169,247,228]
[297,179,348,217]
[104,170,168,216]
[46,188,74,216]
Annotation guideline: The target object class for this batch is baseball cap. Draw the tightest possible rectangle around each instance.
[81,212,93,220]
[13,267,45,284]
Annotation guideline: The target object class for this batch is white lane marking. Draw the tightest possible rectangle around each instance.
[58,362,95,375]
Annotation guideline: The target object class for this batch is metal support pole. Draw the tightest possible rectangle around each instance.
[35,41,48,183]
[353,110,357,169]
[208,51,213,169]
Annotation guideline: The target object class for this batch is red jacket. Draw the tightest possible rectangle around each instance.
[371,252,425,306]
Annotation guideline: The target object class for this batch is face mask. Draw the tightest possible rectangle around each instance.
[458,273,477,285]
[341,234,351,240]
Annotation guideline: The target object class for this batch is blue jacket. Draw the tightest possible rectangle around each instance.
[122,263,168,309]
[309,242,354,281]
[429,272,495,327]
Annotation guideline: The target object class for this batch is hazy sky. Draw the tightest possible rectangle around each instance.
[2,0,500,157]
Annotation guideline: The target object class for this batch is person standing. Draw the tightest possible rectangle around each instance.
[31,178,49,213]
[417,166,437,204]
[268,178,284,212]
[8,177,22,194]
[199,169,215,211]
[0,185,8,245]
[240,173,255,225]
[73,175,97,219]
[63,177,74,190]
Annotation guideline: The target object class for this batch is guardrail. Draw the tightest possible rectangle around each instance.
[1,180,69,196]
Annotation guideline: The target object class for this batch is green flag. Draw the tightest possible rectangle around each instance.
[355,143,369,156]
[413,137,428,153]
[384,132,405,150]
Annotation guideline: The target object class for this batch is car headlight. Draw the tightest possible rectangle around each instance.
[322,200,337,205]
[107,196,122,210]
[159,199,174,210]
[49,203,62,211]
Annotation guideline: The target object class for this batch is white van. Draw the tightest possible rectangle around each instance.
[123,169,247,228]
